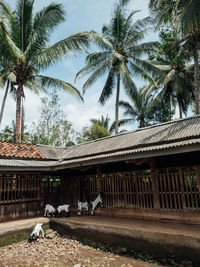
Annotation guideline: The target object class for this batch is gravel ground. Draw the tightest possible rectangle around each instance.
[0,236,164,267]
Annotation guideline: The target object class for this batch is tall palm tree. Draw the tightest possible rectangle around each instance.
[0,0,90,142]
[76,5,159,134]
[149,0,200,113]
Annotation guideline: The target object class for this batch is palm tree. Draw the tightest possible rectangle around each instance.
[0,0,90,142]
[149,0,200,113]
[119,86,174,128]
[118,87,154,128]
[76,4,159,134]
[147,30,195,118]
[90,115,112,132]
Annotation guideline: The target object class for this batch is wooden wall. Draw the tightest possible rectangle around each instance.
[0,173,43,221]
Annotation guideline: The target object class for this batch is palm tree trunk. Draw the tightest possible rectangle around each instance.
[115,74,120,134]
[139,115,145,128]
[0,80,10,126]
[15,83,23,143]
[179,105,182,119]
[21,98,25,142]
[192,42,200,114]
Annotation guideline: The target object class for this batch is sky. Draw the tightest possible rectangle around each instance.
[0,0,159,133]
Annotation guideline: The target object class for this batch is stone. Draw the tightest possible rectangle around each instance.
[45,229,54,234]
[46,233,56,239]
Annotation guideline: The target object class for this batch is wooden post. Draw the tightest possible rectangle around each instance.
[151,159,160,209]
[97,165,102,192]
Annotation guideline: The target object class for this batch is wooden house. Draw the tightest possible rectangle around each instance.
[0,115,200,223]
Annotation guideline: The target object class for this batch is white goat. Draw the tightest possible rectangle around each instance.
[91,193,103,215]
[44,204,56,217]
[77,200,89,216]
[28,223,44,242]
[57,204,70,215]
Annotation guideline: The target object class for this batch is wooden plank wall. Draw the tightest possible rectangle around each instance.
[0,173,43,220]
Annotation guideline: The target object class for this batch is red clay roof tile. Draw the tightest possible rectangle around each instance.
[0,142,46,159]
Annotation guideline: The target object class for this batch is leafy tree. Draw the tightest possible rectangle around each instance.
[0,0,89,143]
[76,4,159,134]
[30,93,76,147]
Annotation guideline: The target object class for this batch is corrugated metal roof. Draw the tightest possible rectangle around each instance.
[0,138,199,170]
[0,159,57,168]
[61,115,200,161]
[58,138,200,168]
[36,144,65,160]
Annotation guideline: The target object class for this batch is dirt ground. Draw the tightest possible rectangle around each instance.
[0,236,164,267]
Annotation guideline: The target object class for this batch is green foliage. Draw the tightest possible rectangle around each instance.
[0,120,30,143]
[118,86,173,128]
[77,118,111,143]
[158,28,190,66]
[30,92,76,147]
[145,98,174,125]
[148,26,195,117]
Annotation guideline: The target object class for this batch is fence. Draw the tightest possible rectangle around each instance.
[83,167,200,212]
[0,173,42,204]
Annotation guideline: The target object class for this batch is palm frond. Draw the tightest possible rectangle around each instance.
[82,61,108,94]
[99,66,116,104]
[75,57,107,82]
[25,3,65,57]
[35,32,90,67]
[36,75,83,101]
[89,31,113,50]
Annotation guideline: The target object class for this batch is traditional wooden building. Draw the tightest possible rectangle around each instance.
[1,115,200,223]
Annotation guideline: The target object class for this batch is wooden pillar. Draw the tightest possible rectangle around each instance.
[97,165,102,192]
[151,159,160,209]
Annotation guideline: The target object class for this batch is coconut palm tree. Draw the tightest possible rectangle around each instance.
[149,0,200,113]
[147,29,195,118]
[118,87,154,128]
[0,0,90,142]
[118,86,174,128]
[76,4,159,134]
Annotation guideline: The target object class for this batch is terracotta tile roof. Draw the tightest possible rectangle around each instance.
[0,142,46,159]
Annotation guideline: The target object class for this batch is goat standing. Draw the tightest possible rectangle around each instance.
[57,204,70,216]
[44,204,56,217]
[91,193,103,215]
[77,201,89,216]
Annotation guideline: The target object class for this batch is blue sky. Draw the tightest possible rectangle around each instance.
[1,0,159,132]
